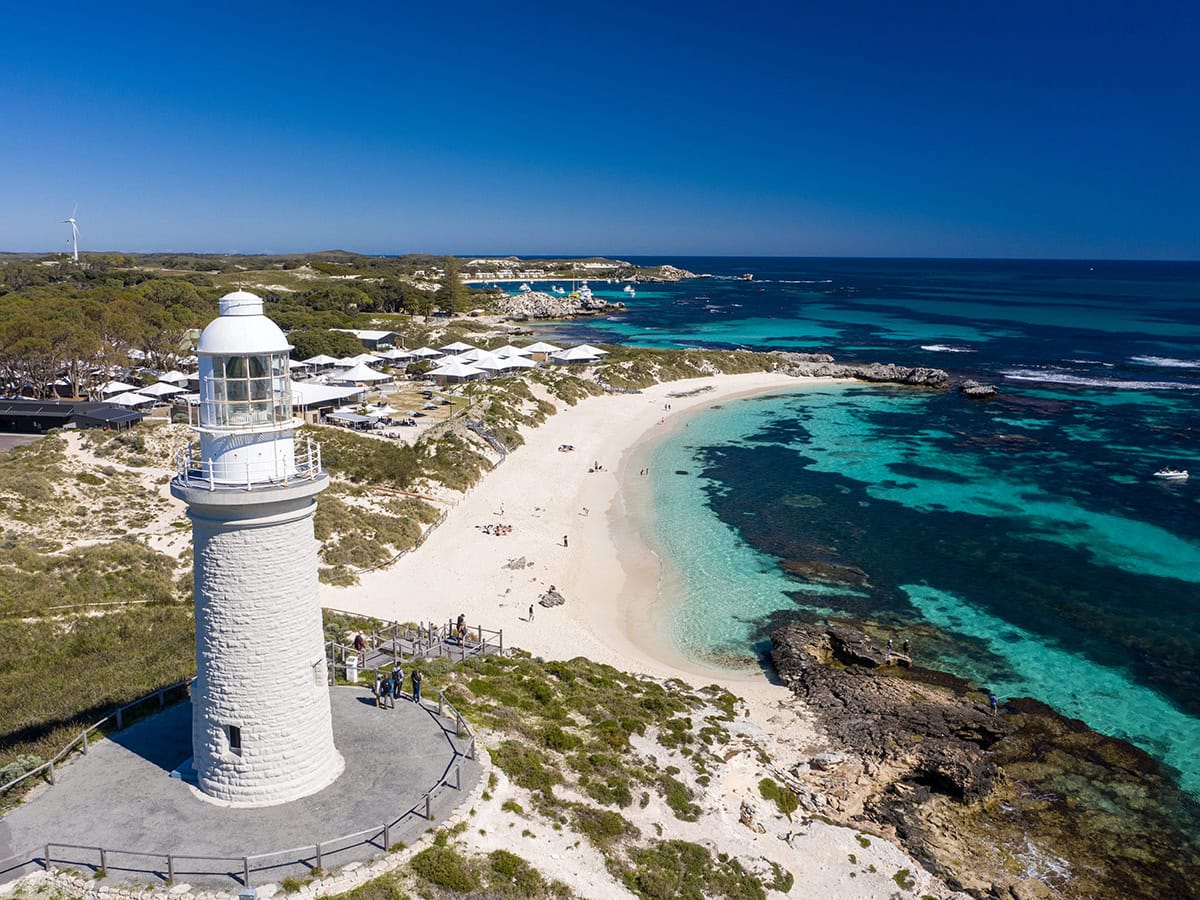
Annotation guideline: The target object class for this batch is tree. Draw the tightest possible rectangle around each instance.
[289,329,366,361]
[436,257,469,314]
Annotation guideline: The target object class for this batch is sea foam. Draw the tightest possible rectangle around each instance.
[1001,368,1199,390]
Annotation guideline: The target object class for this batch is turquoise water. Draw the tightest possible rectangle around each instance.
[643,384,1200,796]
[557,259,1200,798]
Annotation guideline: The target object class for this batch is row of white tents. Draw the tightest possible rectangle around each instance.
[302,340,610,384]
[96,338,614,407]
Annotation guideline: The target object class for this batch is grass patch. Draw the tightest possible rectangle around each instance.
[410,844,478,892]
[620,840,767,900]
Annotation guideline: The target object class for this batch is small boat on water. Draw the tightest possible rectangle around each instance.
[518,283,532,293]
[1154,468,1189,481]
[552,285,565,295]
[623,284,636,296]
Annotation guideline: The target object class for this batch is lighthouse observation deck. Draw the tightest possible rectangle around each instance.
[174,435,324,491]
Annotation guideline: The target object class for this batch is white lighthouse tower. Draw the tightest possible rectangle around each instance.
[171,290,342,806]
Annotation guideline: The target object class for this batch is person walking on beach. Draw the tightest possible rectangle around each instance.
[988,692,999,716]
[411,669,423,704]
[562,534,569,548]
[529,603,535,622]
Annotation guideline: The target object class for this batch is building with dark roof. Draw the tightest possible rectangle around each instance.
[0,400,146,433]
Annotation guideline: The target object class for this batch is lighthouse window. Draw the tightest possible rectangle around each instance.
[226,724,242,754]
[203,352,293,428]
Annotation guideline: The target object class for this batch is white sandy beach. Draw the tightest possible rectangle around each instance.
[323,371,835,687]
[321,371,961,899]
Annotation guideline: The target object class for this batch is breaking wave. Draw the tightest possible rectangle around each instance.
[1130,355,1200,369]
[1001,368,1200,390]
[920,344,975,353]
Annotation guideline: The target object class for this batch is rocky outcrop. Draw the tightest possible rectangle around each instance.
[774,353,950,388]
[494,291,624,320]
[769,620,1200,899]
[643,264,697,282]
[959,379,998,399]
[538,587,566,608]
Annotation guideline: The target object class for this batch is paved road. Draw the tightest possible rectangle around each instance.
[0,686,479,888]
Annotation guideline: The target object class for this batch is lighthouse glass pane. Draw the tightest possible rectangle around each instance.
[204,353,293,428]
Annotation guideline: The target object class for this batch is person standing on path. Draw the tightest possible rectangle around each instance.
[988,692,999,716]
[379,672,394,709]
[391,667,403,706]
[411,669,423,704]
[373,671,384,708]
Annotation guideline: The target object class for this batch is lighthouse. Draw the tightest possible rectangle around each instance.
[171,290,342,806]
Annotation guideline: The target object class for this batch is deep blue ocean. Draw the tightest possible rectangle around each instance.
[536,258,1200,796]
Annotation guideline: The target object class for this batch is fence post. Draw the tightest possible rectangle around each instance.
[99,848,106,874]
[454,763,461,790]
[47,761,55,785]
[117,708,124,730]
[44,844,51,871]
[315,842,322,871]
[167,854,174,884]
[438,693,444,716]
[383,823,390,851]
[424,794,432,820]
[499,629,503,656]
[455,712,464,737]
[81,729,88,754]
[468,737,476,760]
[392,625,399,666]
[243,857,250,886]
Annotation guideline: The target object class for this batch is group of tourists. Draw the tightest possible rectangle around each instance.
[374,666,423,708]
[481,522,513,536]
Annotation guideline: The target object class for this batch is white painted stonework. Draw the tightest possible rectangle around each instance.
[186,487,342,805]
[171,290,342,806]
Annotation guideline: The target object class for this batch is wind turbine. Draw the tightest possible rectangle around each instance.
[61,204,79,262]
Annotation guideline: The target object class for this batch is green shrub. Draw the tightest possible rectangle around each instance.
[488,849,546,894]
[491,740,561,796]
[410,845,477,892]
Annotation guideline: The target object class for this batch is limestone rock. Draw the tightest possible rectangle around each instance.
[539,587,566,608]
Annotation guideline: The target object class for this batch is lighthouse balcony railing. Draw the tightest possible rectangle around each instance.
[174,439,324,491]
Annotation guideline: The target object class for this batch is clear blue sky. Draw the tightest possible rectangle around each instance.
[2,1,1197,258]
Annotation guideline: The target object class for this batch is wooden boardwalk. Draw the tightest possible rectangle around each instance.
[326,609,504,673]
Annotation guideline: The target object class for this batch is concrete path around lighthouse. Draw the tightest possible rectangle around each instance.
[0,686,481,890]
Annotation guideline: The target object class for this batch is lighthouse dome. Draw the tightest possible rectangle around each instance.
[197,290,291,355]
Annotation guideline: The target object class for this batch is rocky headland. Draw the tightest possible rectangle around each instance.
[494,290,624,320]
[770,620,1200,899]
[773,352,952,388]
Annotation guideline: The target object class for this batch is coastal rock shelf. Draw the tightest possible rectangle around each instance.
[773,352,951,388]
[495,291,624,320]
[770,620,1200,899]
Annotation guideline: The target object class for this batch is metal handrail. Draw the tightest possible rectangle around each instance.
[173,436,324,490]
[0,681,191,797]
[33,681,477,889]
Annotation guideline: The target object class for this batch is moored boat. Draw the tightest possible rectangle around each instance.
[1154,468,1189,481]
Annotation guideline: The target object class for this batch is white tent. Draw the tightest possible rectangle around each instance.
[107,391,159,407]
[493,344,533,358]
[454,347,495,362]
[158,370,190,384]
[550,346,601,363]
[99,380,138,395]
[291,380,366,409]
[409,347,442,359]
[331,356,361,368]
[473,356,508,373]
[523,341,562,354]
[427,359,485,381]
[497,355,537,370]
[332,363,393,384]
[373,348,412,361]
[303,354,340,367]
[576,344,610,356]
[139,381,186,397]
[440,341,475,353]
[347,353,381,366]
